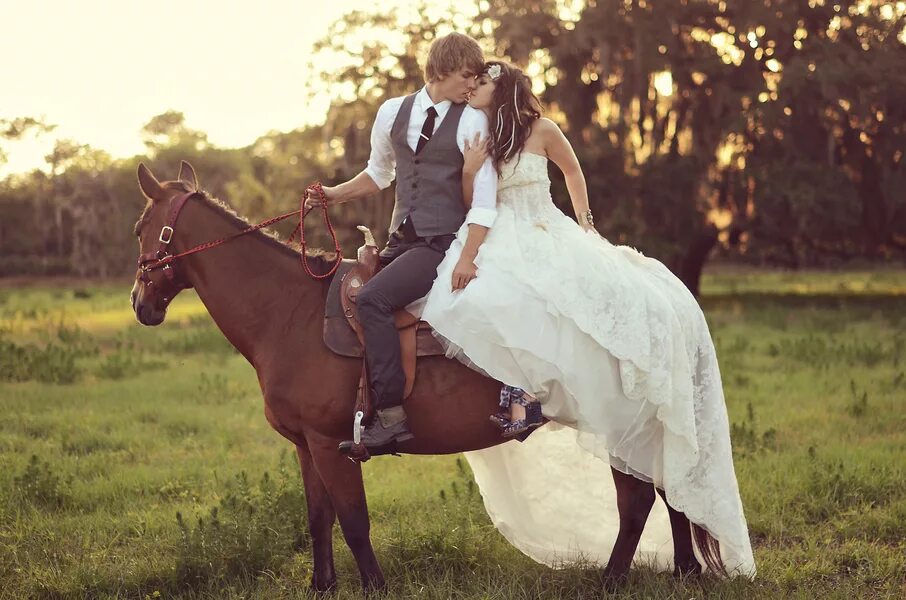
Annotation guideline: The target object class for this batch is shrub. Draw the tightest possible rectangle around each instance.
[11,455,72,510]
[174,455,309,587]
[0,336,82,384]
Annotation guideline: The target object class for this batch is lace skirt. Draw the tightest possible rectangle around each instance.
[416,196,756,576]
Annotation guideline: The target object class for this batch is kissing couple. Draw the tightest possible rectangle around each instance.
[305,32,755,576]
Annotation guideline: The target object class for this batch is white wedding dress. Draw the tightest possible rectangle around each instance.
[417,152,756,576]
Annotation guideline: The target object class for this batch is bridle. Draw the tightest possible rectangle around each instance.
[136,182,343,292]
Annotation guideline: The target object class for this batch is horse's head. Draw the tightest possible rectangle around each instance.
[130,161,199,326]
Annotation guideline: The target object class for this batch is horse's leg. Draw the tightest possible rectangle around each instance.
[306,434,385,592]
[656,488,702,577]
[295,442,338,592]
[603,467,655,583]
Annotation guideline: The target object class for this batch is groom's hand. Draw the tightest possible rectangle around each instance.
[452,257,478,290]
[304,185,337,209]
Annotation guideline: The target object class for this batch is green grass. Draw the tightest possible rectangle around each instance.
[1,268,905,599]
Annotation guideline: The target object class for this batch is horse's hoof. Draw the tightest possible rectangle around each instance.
[362,576,387,596]
[672,562,703,580]
[310,576,337,594]
[600,566,629,592]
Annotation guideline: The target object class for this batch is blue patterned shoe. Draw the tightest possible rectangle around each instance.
[491,385,522,429]
[501,389,543,438]
[498,384,521,409]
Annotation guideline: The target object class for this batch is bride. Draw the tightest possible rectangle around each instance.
[418,61,756,578]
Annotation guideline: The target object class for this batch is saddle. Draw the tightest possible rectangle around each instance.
[323,226,446,425]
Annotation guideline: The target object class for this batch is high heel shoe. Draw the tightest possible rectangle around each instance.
[498,386,543,438]
[490,384,519,429]
[502,401,543,437]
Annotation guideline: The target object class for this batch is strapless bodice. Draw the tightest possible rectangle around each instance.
[498,152,550,192]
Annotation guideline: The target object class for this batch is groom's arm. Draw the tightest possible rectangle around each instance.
[320,172,381,205]
[452,109,498,290]
[314,99,400,206]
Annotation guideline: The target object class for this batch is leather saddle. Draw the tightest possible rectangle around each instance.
[323,226,446,424]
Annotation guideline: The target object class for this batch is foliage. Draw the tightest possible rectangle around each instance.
[174,458,309,588]
[0,335,83,384]
[10,454,72,510]
[312,0,906,290]
[1,2,904,292]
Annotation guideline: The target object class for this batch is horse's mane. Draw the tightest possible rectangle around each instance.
[135,181,339,274]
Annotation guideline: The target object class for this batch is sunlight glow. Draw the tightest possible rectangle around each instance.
[0,0,414,176]
[653,71,674,97]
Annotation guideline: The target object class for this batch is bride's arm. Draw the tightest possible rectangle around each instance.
[540,118,596,232]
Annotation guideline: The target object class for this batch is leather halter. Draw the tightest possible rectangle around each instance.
[136,184,343,291]
[136,191,197,291]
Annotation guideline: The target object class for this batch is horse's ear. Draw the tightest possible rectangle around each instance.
[137,163,164,201]
[177,160,198,191]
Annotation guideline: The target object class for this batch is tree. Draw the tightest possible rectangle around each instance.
[141,111,209,153]
[0,117,55,166]
[480,0,906,291]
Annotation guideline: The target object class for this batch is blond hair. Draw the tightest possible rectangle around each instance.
[424,33,485,82]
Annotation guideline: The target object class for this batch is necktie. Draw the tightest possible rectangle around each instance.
[415,106,438,154]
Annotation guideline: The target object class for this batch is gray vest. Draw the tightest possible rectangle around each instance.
[389,93,467,236]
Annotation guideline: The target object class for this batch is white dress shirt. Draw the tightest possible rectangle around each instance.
[364,86,498,228]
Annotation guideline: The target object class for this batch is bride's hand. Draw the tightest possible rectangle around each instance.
[463,132,489,175]
[452,256,478,290]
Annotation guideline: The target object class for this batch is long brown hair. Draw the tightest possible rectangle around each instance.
[484,61,543,173]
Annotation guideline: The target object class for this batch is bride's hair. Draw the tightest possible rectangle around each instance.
[484,61,543,173]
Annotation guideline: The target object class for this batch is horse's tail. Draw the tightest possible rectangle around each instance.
[691,522,728,576]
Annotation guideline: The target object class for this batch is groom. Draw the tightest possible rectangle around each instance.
[306,32,498,450]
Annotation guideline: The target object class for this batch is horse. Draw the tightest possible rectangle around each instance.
[130,161,722,592]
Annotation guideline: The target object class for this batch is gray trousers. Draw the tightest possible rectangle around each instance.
[356,226,455,410]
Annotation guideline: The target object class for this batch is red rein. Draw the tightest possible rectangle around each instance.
[139,182,342,282]
[291,182,343,279]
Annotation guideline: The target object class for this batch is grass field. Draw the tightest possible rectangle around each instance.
[1,268,904,599]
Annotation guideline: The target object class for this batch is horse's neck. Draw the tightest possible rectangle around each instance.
[177,200,326,363]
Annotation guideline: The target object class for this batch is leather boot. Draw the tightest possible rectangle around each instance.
[338,405,414,454]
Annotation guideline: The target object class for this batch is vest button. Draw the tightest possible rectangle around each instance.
[412,182,418,189]
[414,159,420,165]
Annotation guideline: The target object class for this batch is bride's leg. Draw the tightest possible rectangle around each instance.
[510,401,526,421]
[507,393,536,420]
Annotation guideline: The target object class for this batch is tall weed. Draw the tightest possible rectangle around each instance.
[174,453,308,587]
[11,455,72,510]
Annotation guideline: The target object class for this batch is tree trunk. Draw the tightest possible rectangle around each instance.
[678,226,719,297]
[55,204,64,258]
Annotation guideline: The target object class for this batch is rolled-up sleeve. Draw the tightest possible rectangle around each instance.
[363,99,401,190]
[458,109,498,228]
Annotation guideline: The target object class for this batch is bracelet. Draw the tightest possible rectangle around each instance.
[581,210,594,226]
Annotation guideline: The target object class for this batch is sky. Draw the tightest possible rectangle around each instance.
[0,0,387,176]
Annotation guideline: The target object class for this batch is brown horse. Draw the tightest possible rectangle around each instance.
[130,161,721,592]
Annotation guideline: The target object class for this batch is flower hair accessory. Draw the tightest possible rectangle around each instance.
[486,64,502,80]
